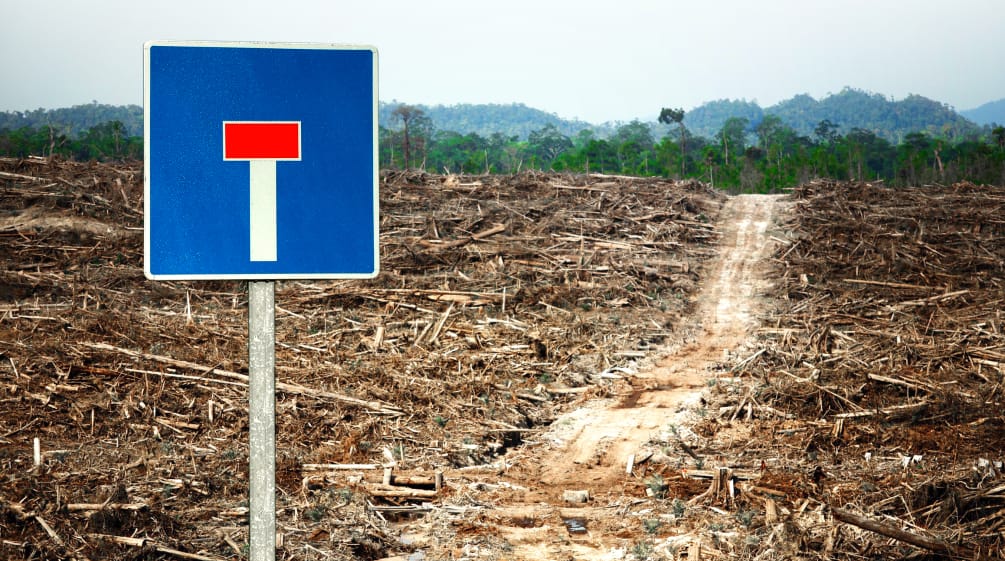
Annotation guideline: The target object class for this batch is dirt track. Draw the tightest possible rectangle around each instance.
[401,194,782,560]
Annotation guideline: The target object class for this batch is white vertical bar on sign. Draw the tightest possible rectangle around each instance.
[249,160,278,261]
[248,281,276,561]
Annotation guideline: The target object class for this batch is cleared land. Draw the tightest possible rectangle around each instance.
[1,159,1003,560]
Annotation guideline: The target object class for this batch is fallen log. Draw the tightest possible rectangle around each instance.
[832,507,972,558]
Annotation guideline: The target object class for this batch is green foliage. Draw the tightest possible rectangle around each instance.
[630,540,654,560]
[736,509,757,528]
[0,119,141,161]
[645,474,667,499]
[527,123,573,168]
[4,97,1005,191]
[305,504,327,522]
[658,107,685,126]
[389,104,433,169]
[0,102,142,137]
[365,102,996,191]
[672,498,686,517]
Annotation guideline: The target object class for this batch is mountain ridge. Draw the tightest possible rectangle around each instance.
[385,88,986,143]
[2,88,996,144]
[961,98,1005,126]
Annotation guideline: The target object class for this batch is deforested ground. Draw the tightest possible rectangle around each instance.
[1,158,1003,560]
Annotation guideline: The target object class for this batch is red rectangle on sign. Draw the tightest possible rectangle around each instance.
[223,122,301,160]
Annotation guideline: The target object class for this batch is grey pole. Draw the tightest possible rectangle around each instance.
[248,280,276,561]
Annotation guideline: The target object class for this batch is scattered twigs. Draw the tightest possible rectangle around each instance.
[80,341,404,415]
[417,221,507,251]
[2,162,728,560]
[745,179,1005,559]
[729,348,765,372]
[88,533,229,561]
[33,515,64,547]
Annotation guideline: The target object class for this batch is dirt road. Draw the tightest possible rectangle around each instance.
[400,194,783,560]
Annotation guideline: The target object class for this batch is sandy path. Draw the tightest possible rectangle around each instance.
[535,194,778,490]
[401,194,783,560]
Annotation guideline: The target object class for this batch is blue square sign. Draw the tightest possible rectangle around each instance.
[144,41,379,280]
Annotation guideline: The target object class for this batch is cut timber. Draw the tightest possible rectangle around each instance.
[832,507,972,557]
[866,373,934,393]
[66,503,148,512]
[842,279,943,290]
[833,401,928,421]
[365,484,437,499]
[831,418,845,439]
[688,468,735,505]
[389,474,442,488]
[764,498,779,524]
[302,463,381,471]
[683,468,756,481]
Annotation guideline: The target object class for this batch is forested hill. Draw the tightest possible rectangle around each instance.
[0,103,143,137]
[378,102,603,140]
[681,89,979,143]
[381,89,979,143]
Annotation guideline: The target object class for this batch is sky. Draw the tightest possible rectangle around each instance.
[2,0,1003,124]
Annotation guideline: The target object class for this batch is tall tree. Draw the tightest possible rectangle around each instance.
[814,119,841,144]
[755,115,785,148]
[391,104,426,169]
[993,125,1005,151]
[718,117,748,167]
[613,120,655,174]
[527,123,573,168]
[659,107,687,176]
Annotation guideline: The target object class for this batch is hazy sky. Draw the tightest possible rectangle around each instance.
[2,0,1003,123]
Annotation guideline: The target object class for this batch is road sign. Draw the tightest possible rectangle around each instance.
[144,41,378,280]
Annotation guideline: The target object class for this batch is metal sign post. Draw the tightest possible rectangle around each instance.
[144,41,378,561]
[248,281,276,561]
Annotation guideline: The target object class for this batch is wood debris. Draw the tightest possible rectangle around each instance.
[0,158,722,560]
[712,179,1005,559]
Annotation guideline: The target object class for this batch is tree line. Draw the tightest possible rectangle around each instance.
[2,108,1004,192]
[0,121,142,161]
[381,105,1005,191]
